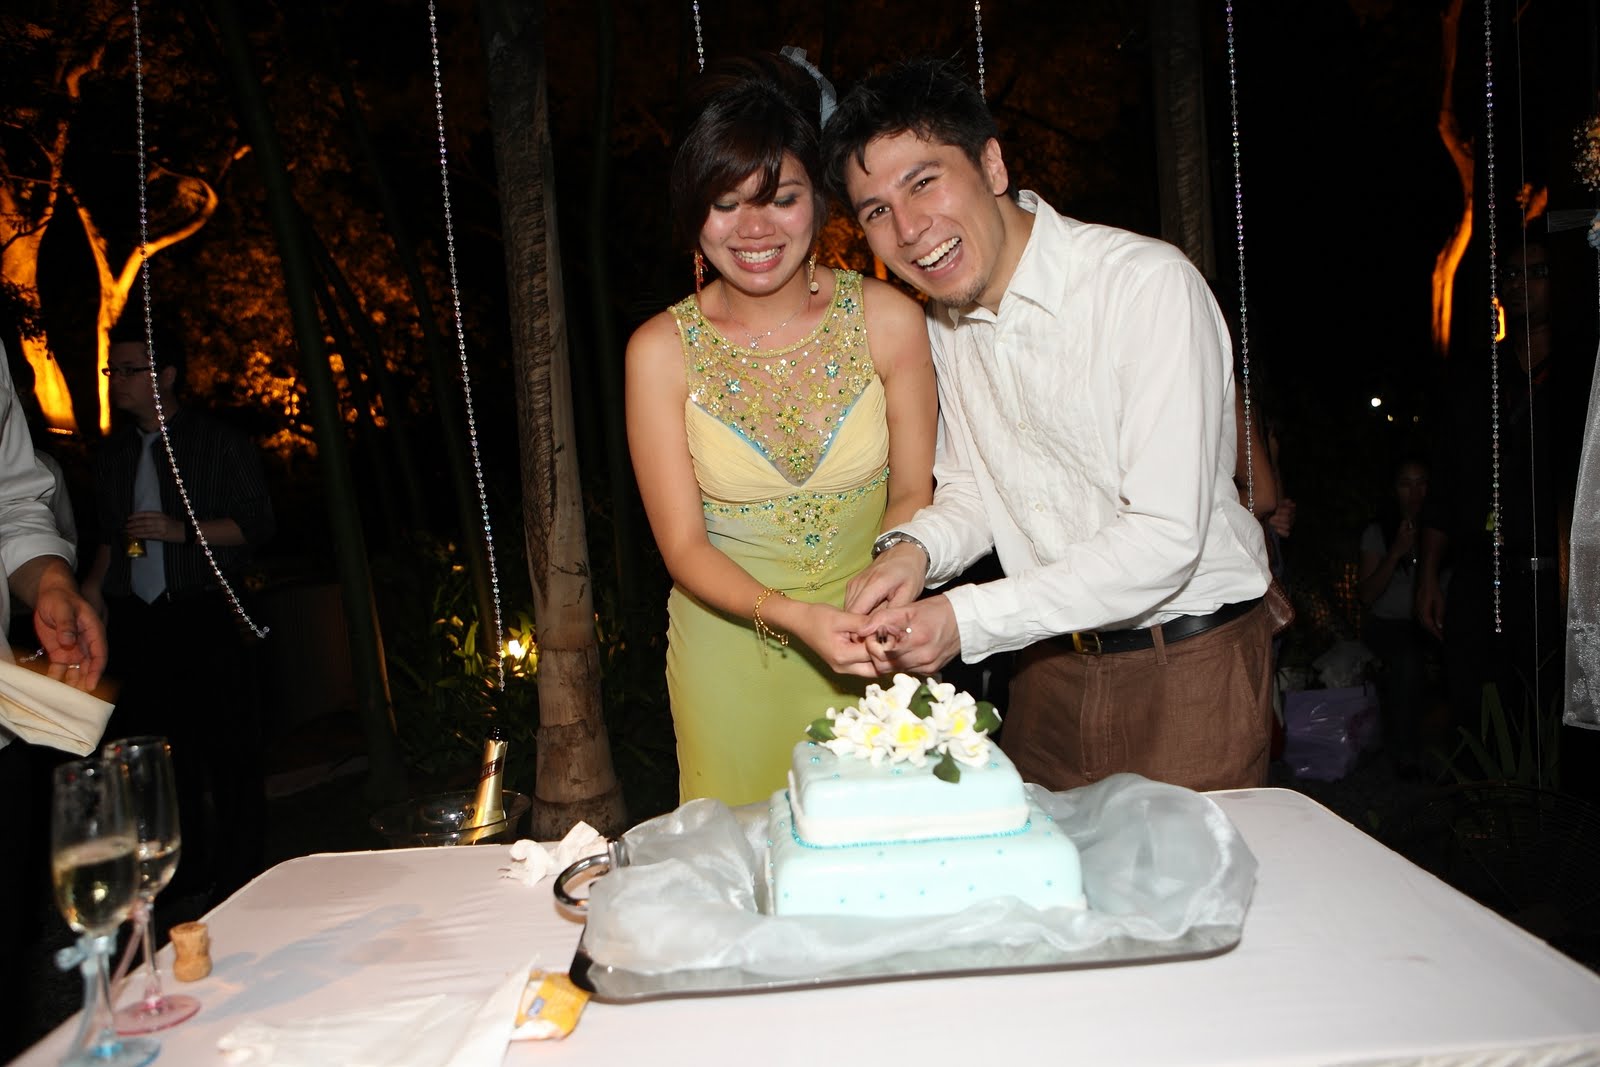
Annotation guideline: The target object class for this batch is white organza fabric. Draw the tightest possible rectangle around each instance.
[1565,338,1600,730]
[581,774,1257,978]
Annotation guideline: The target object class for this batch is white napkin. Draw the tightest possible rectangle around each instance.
[0,658,113,755]
[500,821,606,887]
[217,963,530,1067]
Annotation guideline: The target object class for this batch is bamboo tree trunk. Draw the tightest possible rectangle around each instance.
[209,0,406,804]
[306,225,427,533]
[327,48,498,635]
[478,0,627,838]
[582,0,638,613]
[312,272,403,546]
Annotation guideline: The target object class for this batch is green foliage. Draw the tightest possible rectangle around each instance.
[1439,681,1562,789]
[375,537,540,798]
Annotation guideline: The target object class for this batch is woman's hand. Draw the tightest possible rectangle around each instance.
[784,601,877,677]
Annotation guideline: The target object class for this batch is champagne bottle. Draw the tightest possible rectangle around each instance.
[463,726,507,839]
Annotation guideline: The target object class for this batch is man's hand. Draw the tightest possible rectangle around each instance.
[15,557,107,691]
[844,541,928,615]
[854,595,960,677]
[125,510,185,543]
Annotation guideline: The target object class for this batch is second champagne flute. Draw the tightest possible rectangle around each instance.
[103,736,200,1033]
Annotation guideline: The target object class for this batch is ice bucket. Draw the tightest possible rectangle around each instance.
[370,789,532,847]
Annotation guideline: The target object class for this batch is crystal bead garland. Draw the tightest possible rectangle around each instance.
[974,2,986,97]
[130,0,267,638]
[429,0,507,691]
[1482,0,1503,633]
[693,2,705,74]
[1226,0,1253,514]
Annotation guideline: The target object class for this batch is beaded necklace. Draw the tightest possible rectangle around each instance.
[675,272,875,486]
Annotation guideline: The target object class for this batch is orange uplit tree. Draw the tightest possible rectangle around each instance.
[1431,0,1470,357]
[0,4,224,433]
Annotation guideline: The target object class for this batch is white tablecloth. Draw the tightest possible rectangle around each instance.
[17,788,1600,1066]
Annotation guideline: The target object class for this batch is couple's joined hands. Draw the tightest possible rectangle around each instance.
[811,541,959,677]
[802,596,960,678]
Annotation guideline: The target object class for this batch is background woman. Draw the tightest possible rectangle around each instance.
[1357,454,1434,774]
[625,54,935,805]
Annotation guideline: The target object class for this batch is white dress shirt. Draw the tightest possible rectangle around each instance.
[897,192,1271,663]
[0,341,79,750]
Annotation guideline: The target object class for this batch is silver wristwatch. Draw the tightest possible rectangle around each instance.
[872,531,928,560]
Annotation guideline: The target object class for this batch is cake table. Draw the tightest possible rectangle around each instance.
[13,787,1600,1066]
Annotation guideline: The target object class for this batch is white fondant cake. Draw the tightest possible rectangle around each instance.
[766,741,1087,918]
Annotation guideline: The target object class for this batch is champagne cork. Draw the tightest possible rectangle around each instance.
[170,921,212,982]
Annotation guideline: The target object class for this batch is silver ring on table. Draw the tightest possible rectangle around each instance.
[553,852,613,913]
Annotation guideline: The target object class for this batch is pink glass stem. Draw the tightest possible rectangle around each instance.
[109,903,145,993]
[136,899,165,1008]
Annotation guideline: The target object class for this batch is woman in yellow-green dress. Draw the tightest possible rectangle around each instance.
[625,53,935,806]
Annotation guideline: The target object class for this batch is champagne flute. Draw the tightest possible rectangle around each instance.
[50,758,159,1067]
[103,736,200,1033]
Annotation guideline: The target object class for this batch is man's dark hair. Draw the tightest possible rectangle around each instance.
[669,52,829,253]
[823,57,1006,209]
[109,315,187,387]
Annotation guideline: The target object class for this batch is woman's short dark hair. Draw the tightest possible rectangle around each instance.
[823,57,1004,209]
[669,53,828,253]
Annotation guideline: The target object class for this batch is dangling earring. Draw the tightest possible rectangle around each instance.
[694,249,707,294]
[807,251,819,294]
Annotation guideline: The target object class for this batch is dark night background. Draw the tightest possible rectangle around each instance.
[2,0,1599,1054]
[4,0,1593,628]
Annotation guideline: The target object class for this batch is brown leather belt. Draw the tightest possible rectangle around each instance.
[1067,597,1262,655]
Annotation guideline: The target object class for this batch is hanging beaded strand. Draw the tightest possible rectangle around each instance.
[1508,10,1543,727]
[692,2,705,74]
[1482,0,1503,633]
[130,0,267,638]
[1226,0,1254,514]
[429,0,507,692]
[974,2,986,97]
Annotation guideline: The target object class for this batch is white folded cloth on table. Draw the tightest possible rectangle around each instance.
[0,658,113,755]
[217,961,529,1067]
[500,821,606,886]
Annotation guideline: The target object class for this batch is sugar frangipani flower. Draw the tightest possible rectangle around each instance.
[805,675,1000,782]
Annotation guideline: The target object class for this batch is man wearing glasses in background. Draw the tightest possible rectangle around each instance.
[84,318,276,914]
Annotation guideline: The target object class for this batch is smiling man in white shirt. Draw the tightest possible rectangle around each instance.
[824,58,1278,792]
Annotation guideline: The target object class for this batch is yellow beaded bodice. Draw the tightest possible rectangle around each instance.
[671,271,875,486]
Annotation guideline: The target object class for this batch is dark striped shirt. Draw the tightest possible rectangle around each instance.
[93,409,275,598]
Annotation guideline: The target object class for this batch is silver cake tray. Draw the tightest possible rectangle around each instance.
[556,849,1242,1003]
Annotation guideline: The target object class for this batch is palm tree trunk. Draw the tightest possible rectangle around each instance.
[478,0,627,837]
[1149,0,1216,280]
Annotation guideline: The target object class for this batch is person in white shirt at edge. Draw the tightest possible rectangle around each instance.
[823,58,1280,792]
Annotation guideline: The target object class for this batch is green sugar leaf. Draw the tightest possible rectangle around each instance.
[974,701,1001,734]
[909,683,935,719]
[805,718,836,742]
[933,749,962,784]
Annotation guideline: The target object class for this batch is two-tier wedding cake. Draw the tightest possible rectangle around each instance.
[764,675,1086,918]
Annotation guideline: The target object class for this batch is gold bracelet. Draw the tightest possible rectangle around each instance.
[753,587,789,649]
